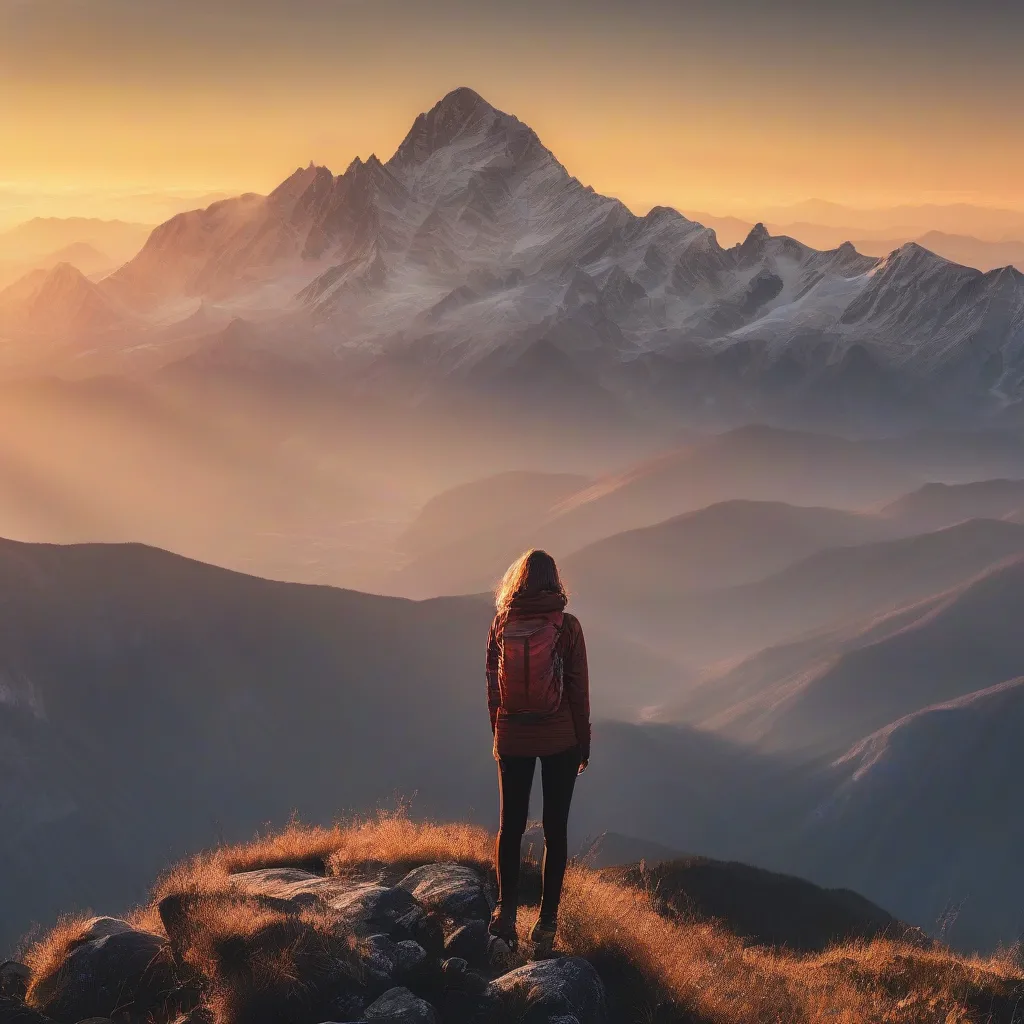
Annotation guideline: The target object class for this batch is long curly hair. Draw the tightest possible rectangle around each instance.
[495,549,567,616]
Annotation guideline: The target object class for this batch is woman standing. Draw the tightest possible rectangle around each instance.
[485,549,591,956]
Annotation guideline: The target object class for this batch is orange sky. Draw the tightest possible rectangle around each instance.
[2,0,1023,229]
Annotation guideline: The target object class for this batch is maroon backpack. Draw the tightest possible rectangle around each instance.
[497,612,565,714]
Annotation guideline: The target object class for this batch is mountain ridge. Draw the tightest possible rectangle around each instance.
[3,88,1023,429]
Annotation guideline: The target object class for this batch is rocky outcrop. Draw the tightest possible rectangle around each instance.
[10,863,606,1024]
[29,918,178,1023]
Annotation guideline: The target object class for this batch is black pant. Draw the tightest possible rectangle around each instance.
[495,745,581,922]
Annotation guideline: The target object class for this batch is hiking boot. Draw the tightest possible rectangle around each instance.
[488,907,518,950]
[529,916,557,958]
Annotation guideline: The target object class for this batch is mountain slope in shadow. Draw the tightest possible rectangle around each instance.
[676,553,1024,754]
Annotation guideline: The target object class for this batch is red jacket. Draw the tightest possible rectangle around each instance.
[486,593,591,761]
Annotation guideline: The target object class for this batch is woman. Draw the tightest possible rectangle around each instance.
[485,549,591,955]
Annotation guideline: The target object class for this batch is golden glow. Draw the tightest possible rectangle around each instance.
[2,1,1022,232]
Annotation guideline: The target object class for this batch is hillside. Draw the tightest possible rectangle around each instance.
[563,500,889,602]
[680,555,1024,754]
[879,478,1024,532]
[796,678,1024,952]
[0,262,130,335]
[640,517,1024,666]
[8,816,1024,1024]
[603,857,913,953]
[394,471,590,597]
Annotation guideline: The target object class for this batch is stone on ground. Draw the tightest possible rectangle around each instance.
[396,863,492,922]
[489,956,607,1024]
[363,985,438,1023]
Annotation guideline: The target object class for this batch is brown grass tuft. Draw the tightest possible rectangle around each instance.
[22,911,98,1006]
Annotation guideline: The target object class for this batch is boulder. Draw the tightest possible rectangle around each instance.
[442,921,489,968]
[489,957,607,1024]
[363,986,438,1023]
[439,958,487,996]
[0,963,30,1001]
[396,864,491,923]
[229,870,428,941]
[0,996,55,1024]
[29,921,176,1023]
[357,936,430,994]
[227,868,348,909]
[75,919,134,943]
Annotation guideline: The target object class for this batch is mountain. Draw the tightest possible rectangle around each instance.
[640,517,1024,668]
[392,426,1024,602]
[0,88,1012,429]
[688,216,1024,273]
[393,470,590,597]
[562,500,889,602]
[752,200,1024,239]
[603,856,913,953]
[676,554,1024,754]
[800,678,1024,951]
[0,262,131,335]
[35,241,115,278]
[532,426,924,556]
[851,231,1024,273]
[388,425,926,598]
[878,478,1024,532]
[0,242,117,291]
[0,217,151,265]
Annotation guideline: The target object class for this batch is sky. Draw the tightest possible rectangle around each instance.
[2,0,1023,228]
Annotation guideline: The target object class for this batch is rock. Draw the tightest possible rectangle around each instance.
[489,957,607,1024]
[358,935,430,993]
[393,940,429,980]
[0,963,30,1001]
[75,919,134,944]
[328,884,426,940]
[0,996,54,1024]
[228,867,346,909]
[439,958,488,996]
[443,921,489,967]
[229,870,427,941]
[29,923,177,1023]
[363,986,438,1023]
[396,864,491,923]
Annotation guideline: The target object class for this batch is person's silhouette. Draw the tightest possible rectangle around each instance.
[485,549,591,956]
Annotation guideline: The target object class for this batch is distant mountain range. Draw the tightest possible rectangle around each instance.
[0,88,1022,429]
[688,215,1024,272]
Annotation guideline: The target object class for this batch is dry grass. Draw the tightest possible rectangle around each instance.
[22,911,98,1005]
[22,812,1024,1024]
[555,866,1024,1023]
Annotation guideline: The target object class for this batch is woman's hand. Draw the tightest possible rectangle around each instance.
[577,759,589,776]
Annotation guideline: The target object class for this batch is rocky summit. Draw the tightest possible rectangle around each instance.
[2,860,605,1024]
